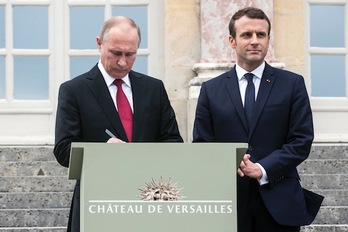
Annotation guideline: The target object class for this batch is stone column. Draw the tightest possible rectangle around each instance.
[188,0,281,141]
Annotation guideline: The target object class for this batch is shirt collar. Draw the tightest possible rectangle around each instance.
[97,61,131,87]
[235,62,265,81]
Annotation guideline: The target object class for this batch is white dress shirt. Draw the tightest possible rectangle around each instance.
[235,62,269,185]
[98,61,134,112]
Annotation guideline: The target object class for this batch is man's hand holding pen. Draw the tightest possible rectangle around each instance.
[105,129,126,143]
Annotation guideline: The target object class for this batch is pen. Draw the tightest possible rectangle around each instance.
[105,129,116,138]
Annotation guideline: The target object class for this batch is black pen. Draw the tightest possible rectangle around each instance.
[105,129,116,138]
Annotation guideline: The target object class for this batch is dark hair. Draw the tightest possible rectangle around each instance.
[228,7,271,38]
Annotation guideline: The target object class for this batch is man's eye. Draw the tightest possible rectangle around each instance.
[257,33,267,38]
[241,33,252,38]
[111,52,135,57]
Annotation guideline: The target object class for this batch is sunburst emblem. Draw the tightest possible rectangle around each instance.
[138,177,184,201]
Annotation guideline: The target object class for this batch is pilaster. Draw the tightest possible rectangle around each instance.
[188,0,282,141]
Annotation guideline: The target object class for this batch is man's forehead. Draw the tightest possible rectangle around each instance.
[235,17,269,32]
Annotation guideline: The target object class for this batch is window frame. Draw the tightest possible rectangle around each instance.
[0,0,53,113]
[305,0,348,142]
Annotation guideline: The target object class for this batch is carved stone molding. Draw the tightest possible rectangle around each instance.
[189,62,284,99]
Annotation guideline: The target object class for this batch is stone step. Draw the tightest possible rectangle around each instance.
[0,192,72,209]
[0,161,68,177]
[0,147,55,162]
[301,225,348,232]
[0,176,75,192]
[0,228,66,232]
[313,206,348,224]
[300,174,348,190]
[0,209,69,227]
[309,146,348,159]
[311,190,348,206]
[299,159,348,174]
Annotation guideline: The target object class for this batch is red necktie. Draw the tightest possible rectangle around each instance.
[114,79,133,142]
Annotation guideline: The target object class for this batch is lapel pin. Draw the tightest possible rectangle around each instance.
[266,79,271,83]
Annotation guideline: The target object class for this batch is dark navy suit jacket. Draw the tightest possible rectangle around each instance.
[193,62,323,226]
[54,64,183,231]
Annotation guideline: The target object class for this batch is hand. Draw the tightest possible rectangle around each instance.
[237,154,262,179]
[107,137,126,143]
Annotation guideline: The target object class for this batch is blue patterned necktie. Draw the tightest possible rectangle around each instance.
[244,73,255,131]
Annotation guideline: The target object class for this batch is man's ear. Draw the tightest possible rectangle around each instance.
[96,37,102,51]
[229,35,236,49]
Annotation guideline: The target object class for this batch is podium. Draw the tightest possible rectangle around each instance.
[69,143,246,232]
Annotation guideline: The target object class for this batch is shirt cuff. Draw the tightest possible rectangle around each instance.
[256,163,269,185]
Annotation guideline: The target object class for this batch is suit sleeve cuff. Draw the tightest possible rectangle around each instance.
[256,163,269,185]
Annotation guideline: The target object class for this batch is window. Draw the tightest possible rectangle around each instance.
[0,2,51,106]
[68,3,150,79]
[306,0,348,142]
[309,3,346,97]
[0,0,162,145]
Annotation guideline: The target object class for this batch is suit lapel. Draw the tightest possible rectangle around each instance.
[129,71,145,141]
[225,67,249,132]
[86,65,127,140]
[249,63,275,135]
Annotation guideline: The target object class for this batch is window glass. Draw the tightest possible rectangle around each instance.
[311,55,345,97]
[0,56,4,99]
[310,5,344,47]
[0,6,4,48]
[13,6,48,49]
[70,56,99,79]
[13,57,48,99]
[112,6,148,49]
[132,56,148,74]
[70,7,104,49]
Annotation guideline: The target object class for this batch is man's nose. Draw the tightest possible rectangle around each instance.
[117,55,127,66]
[250,34,259,44]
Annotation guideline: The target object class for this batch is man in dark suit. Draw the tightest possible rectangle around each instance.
[54,16,183,232]
[193,7,323,232]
